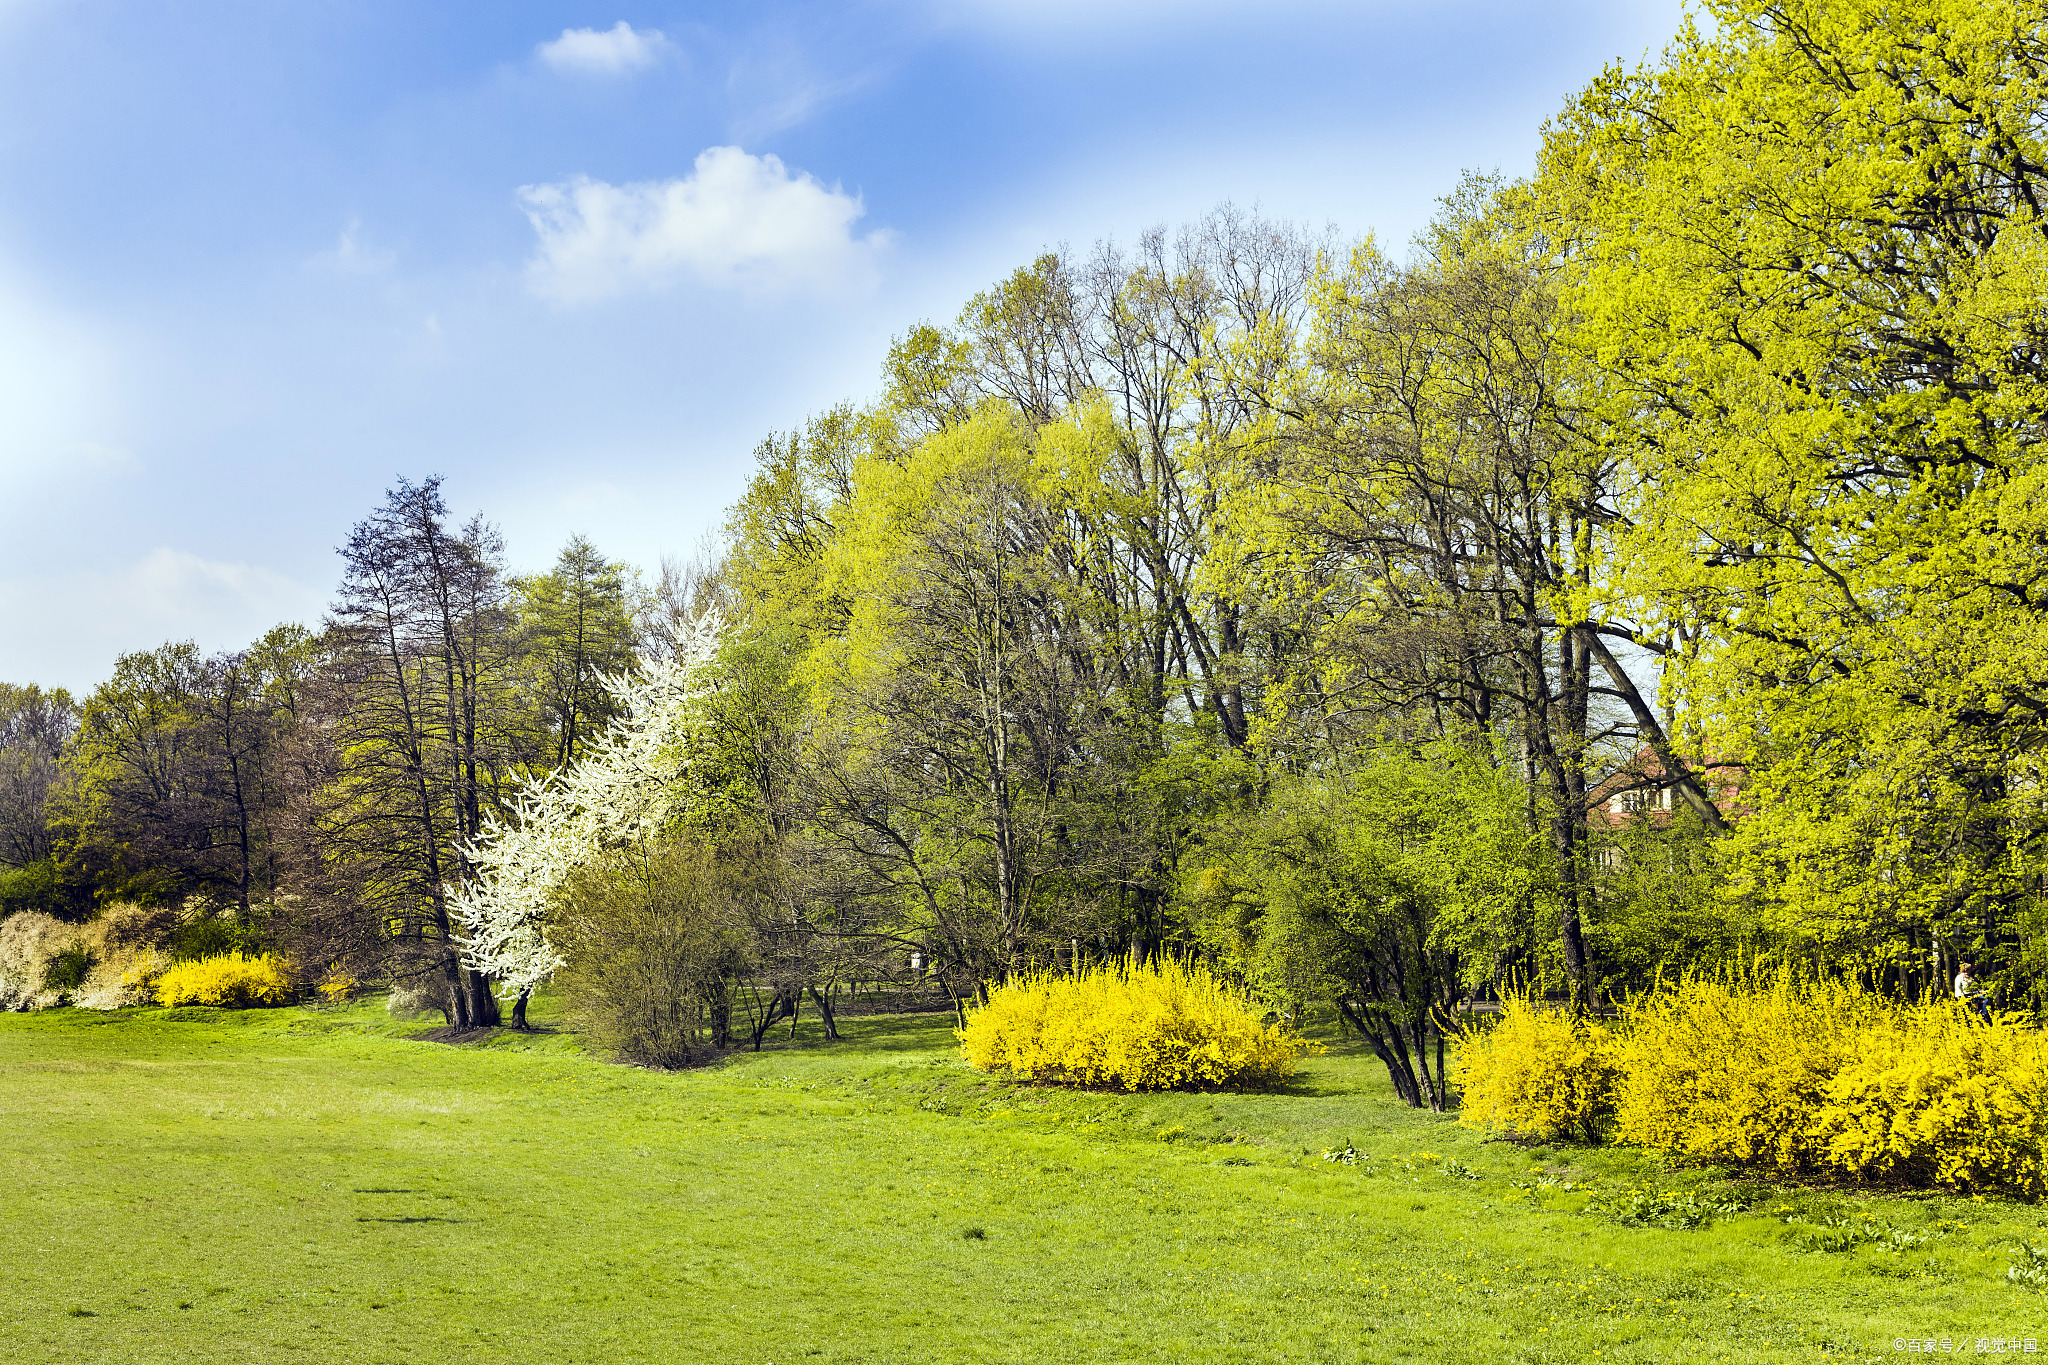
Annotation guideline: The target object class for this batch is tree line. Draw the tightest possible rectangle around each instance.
[0,488,649,1027]
[5,0,2044,1106]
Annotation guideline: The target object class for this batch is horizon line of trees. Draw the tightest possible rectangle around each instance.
[4,1,2043,1109]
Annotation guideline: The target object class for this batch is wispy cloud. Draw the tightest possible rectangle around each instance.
[536,21,670,76]
[304,219,396,275]
[124,548,314,624]
[0,549,324,687]
[517,146,890,304]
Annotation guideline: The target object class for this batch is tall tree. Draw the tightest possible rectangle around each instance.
[1540,0,2048,982]
[0,683,77,870]
[321,476,515,1028]
[1221,185,1726,1004]
[58,639,304,913]
[517,535,639,769]
[719,211,1333,975]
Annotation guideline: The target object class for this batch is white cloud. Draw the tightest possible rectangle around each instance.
[517,146,890,303]
[125,548,314,624]
[65,442,139,477]
[536,21,669,75]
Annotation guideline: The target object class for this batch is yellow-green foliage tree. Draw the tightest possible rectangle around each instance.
[794,402,1193,989]
[716,217,1332,989]
[1213,182,1736,1011]
[1543,0,2048,986]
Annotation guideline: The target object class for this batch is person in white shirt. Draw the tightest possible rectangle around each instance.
[1955,961,1992,1024]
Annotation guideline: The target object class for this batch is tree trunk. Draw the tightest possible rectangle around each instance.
[465,968,501,1028]
[748,987,797,1050]
[1339,997,1422,1107]
[807,985,839,1041]
[441,949,470,1029]
[711,981,731,1049]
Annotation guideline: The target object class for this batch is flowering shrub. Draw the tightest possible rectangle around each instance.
[1813,1004,2048,1197]
[959,955,1306,1091]
[1457,969,2048,1195]
[1455,994,1618,1141]
[315,970,359,1004]
[0,911,74,1010]
[153,952,290,1008]
[1608,970,1885,1174]
[72,946,173,1010]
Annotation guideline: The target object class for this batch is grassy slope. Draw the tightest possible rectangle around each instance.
[1,1000,2042,1364]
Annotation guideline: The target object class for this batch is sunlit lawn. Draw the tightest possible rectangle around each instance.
[1,997,2042,1363]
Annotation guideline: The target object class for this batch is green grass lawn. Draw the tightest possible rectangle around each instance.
[2,999,2043,1363]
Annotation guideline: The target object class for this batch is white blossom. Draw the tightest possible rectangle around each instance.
[453,610,722,995]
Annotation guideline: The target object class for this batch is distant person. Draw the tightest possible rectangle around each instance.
[1955,961,1992,1024]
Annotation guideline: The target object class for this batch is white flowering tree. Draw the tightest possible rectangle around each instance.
[453,611,722,1024]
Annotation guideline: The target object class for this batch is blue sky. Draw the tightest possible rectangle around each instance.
[0,0,1684,691]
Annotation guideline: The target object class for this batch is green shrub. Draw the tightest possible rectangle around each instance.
[41,942,92,993]
[552,836,759,1067]
[169,912,249,962]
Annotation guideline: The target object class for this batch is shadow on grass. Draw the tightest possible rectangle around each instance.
[736,1012,959,1059]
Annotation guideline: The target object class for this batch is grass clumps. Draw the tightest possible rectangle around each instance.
[153,952,290,1008]
[958,954,1306,1090]
[1457,969,2048,1196]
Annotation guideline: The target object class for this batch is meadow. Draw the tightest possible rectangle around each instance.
[2,1000,2042,1364]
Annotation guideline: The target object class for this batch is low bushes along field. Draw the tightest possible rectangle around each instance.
[152,952,290,1009]
[0,906,293,1012]
[958,954,1307,1090]
[1458,970,2048,1196]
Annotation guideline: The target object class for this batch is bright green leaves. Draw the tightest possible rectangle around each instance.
[1544,0,2048,958]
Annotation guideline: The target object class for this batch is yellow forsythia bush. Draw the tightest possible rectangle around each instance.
[959,955,1306,1090]
[1454,994,1618,1141]
[1813,1005,2048,1197]
[1608,970,1888,1174]
[153,952,290,1008]
[1457,968,2048,1196]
